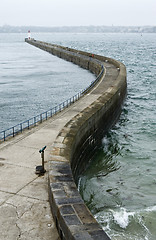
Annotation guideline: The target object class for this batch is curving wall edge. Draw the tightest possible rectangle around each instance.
[26,39,127,240]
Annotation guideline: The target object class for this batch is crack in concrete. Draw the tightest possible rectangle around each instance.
[18,201,34,219]
[6,201,36,239]
[0,191,15,206]
[16,222,22,240]
[6,202,22,239]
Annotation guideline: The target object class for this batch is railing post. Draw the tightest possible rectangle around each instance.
[40,114,42,123]
[4,131,5,141]
[34,117,36,126]
[46,111,47,120]
[28,120,29,129]
[20,123,22,133]
[13,127,14,137]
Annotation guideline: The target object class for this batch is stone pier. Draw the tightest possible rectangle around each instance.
[0,39,126,240]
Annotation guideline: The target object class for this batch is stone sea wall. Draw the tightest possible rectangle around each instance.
[26,39,127,240]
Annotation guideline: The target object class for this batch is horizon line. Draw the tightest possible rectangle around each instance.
[1,24,156,28]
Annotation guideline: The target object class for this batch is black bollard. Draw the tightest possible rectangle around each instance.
[36,146,46,175]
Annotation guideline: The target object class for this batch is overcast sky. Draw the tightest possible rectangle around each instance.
[0,0,156,27]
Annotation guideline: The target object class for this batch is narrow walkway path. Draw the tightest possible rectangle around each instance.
[0,61,119,239]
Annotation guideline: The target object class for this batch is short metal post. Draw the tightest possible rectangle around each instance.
[41,151,44,171]
[36,146,46,175]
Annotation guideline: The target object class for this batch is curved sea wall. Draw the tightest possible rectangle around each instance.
[26,39,127,240]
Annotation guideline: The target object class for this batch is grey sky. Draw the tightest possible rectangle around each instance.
[1,0,156,27]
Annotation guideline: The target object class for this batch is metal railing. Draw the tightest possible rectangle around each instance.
[0,65,104,142]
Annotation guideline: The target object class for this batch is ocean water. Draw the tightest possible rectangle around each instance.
[0,32,156,239]
[76,33,156,240]
[0,33,95,131]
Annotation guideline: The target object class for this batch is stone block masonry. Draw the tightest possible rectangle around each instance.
[25,39,126,239]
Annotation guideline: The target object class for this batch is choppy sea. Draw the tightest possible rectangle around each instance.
[0,32,156,239]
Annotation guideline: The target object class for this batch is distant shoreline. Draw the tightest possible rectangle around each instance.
[0,25,156,33]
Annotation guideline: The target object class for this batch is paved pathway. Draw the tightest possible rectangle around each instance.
[0,62,118,239]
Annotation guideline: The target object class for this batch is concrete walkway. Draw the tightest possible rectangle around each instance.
[0,62,118,240]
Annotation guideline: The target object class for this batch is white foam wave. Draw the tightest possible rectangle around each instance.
[110,207,135,229]
[145,205,156,212]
